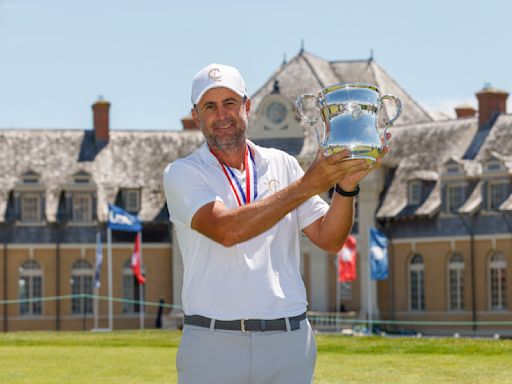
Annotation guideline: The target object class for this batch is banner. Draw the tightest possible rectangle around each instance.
[131,232,146,285]
[338,235,357,282]
[369,227,388,280]
[107,203,142,232]
[94,231,103,288]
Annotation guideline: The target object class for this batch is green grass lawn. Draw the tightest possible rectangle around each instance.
[0,330,511,383]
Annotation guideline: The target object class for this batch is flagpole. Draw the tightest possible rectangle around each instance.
[139,231,145,330]
[108,227,113,330]
[94,231,99,330]
[367,227,373,335]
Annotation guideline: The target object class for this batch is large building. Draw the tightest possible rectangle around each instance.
[1,50,510,335]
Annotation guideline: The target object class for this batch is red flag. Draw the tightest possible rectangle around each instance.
[338,235,357,282]
[131,232,146,285]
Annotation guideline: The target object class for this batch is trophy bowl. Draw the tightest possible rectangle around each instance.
[296,83,402,162]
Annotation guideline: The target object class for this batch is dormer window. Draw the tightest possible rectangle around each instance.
[446,164,461,174]
[72,193,93,222]
[21,194,42,223]
[15,171,45,224]
[122,189,141,213]
[63,171,96,224]
[22,171,40,184]
[408,181,422,205]
[485,161,503,173]
[74,171,91,184]
[447,184,465,213]
[487,180,508,210]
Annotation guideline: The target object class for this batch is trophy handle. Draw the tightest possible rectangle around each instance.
[379,94,402,146]
[295,93,319,126]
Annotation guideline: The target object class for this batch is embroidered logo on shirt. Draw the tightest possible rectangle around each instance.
[265,178,280,193]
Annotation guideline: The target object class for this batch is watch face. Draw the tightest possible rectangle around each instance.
[266,102,287,125]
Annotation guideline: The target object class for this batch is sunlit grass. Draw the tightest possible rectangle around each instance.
[0,330,511,383]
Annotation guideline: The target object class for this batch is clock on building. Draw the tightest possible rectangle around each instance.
[266,101,287,125]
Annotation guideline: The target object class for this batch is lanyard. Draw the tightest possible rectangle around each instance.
[210,145,258,206]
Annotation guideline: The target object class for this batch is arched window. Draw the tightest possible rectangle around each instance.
[19,260,42,316]
[70,260,93,314]
[409,254,425,311]
[489,252,507,310]
[122,259,145,313]
[448,253,465,310]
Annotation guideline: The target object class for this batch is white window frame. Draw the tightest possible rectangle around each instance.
[489,252,507,311]
[408,181,422,205]
[409,254,425,311]
[70,260,93,315]
[487,180,508,211]
[448,253,465,311]
[19,260,43,316]
[72,193,93,223]
[20,193,42,223]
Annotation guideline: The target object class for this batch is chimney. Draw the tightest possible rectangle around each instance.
[476,85,508,126]
[92,97,110,142]
[454,103,476,119]
[181,115,199,130]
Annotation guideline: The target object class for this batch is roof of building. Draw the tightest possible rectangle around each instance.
[0,129,204,223]
[377,114,512,219]
[249,50,434,128]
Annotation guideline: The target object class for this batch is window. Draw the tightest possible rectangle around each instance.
[20,193,42,223]
[448,253,465,311]
[409,254,425,311]
[446,164,461,174]
[122,259,145,313]
[22,171,40,184]
[487,181,508,210]
[485,161,502,172]
[19,260,43,316]
[74,172,91,184]
[71,260,93,314]
[339,282,352,300]
[123,189,140,213]
[408,181,422,205]
[72,193,92,223]
[447,184,465,213]
[489,252,507,310]
[351,198,359,234]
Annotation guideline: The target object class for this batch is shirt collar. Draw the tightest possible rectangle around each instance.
[199,140,269,168]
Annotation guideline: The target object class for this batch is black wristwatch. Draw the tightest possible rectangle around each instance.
[334,184,360,197]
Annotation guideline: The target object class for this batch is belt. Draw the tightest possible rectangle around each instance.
[184,312,307,333]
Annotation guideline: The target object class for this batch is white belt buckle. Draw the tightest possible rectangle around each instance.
[241,319,247,333]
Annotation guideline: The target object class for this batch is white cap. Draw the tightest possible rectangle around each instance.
[191,63,247,105]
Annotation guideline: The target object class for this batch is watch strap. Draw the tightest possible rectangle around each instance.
[335,184,360,197]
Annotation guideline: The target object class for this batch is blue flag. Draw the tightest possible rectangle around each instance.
[107,203,142,232]
[94,231,103,288]
[369,227,388,280]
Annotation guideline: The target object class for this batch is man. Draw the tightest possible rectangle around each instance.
[163,63,384,383]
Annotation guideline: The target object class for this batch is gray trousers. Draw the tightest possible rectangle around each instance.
[177,319,317,384]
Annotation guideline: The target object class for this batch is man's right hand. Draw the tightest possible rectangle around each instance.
[302,148,372,195]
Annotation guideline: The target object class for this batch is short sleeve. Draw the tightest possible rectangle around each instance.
[285,154,329,230]
[163,160,222,228]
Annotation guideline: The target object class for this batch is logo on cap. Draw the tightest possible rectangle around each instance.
[208,68,222,82]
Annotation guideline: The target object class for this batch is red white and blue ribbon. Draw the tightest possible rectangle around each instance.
[211,145,257,206]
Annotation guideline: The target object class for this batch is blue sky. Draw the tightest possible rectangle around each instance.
[1,0,510,130]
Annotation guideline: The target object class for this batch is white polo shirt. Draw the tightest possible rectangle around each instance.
[163,141,328,320]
